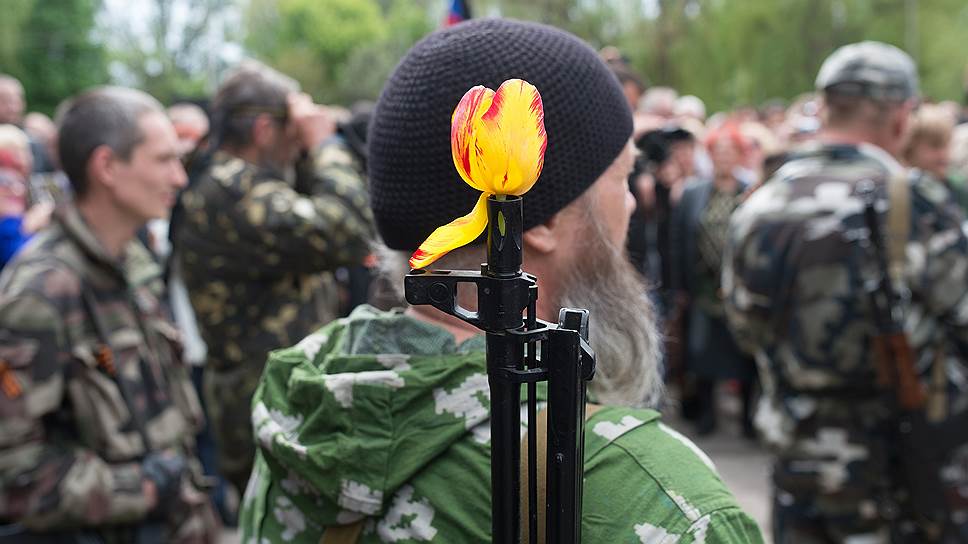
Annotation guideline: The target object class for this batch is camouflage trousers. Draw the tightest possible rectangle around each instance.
[203,363,263,495]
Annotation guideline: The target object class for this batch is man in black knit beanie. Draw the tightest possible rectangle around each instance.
[239,18,764,543]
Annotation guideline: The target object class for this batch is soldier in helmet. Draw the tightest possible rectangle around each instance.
[0,87,219,542]
[724,41,968,542]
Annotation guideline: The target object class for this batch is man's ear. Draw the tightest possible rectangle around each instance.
[523,211,562,255]
[86,145,116,189]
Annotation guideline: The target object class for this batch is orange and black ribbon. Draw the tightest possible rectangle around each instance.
[95,345,116,377]
[0,360,22,399]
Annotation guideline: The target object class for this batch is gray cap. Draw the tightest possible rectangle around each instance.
[815,41,918,101]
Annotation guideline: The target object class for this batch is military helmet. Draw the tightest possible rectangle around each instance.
[815,41,919,101]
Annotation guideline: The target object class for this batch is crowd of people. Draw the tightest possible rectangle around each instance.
[0,14,967,544]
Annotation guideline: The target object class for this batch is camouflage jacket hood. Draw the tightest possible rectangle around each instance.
[250,305,490,523]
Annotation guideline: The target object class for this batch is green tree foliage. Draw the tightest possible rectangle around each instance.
[475,0,968,112]
[0,0,35,75]
[245,0,433,104]
[5,0,108,115]
[635,0,968,111]
[107,0,233,105]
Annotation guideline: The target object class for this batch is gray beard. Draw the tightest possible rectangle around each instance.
[558,218,664,408]
[376,213,664,408]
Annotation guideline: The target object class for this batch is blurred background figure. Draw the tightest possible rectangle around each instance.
[903,103,968,214]
[758,99,788,133]
[167,102,210,158]
[639,86,678,120]
[0,76,25,127]
[23,112,57,168]
[740,121,782,189]
[781,92,822,145]
[615,67,648,111]
[172,65,374,496]
[0,124,52,268]
[601,46,648,111]
[676,94,707,123]
[629,127,694,300]
[672,123,757,437]
[0,85,219,544]
[904,103,956,181]
[0,74,54,173]
[952,123,968,188]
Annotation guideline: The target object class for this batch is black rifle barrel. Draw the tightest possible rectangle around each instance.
[485,197,526,543]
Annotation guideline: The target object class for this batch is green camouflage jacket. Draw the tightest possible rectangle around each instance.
[723,143,968,520]
[177,145,373,374]
[0,205,215,542]
[175,144,374,488]
[239,306,764,543]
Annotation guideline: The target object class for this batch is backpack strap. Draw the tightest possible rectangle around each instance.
[519,403,603,544]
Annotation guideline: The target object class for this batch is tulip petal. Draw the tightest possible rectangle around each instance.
[451,86,495,193]
[474,79,547,195]
[410,193,489,269]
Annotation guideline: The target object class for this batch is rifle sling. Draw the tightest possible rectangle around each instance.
[886,169,909,287]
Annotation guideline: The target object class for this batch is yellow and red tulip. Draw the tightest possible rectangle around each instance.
[410,79,547,269]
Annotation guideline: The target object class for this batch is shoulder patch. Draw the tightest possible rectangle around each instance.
[592,414,646,442]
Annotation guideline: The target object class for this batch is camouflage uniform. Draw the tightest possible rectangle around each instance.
[239,305,765,543]
[176,144,373,492]
[723,141,968,542]
[0,205,218,543]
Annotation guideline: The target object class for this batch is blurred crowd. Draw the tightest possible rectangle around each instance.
[600,49,968,440]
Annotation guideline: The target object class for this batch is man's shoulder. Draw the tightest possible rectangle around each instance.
[190,152,271,203]
[317,137,363,174]
[586,407,730,505]
[582,407,763,541]
[0,227,84,304]
[734,144,887,233]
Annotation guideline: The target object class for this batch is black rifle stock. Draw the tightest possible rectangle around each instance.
[405,195,595,544]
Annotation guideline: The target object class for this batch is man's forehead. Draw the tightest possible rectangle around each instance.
[138,111,178,145]
[0,79,23,95]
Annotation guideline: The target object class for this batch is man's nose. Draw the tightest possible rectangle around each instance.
[173,163,188,189]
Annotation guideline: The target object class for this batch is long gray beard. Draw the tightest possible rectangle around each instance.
[558,219,664,408]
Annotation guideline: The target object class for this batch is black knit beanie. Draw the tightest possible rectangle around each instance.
[369,18,633,250]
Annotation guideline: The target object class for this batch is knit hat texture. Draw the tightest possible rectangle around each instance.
[368,18,633,250]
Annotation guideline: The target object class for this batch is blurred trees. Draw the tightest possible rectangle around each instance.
[0,0,108,115]
[618,0,968,111]
[477,0,968,112]
[0,0,966,112]
[243,0,436,104]
[104,0,236,105]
